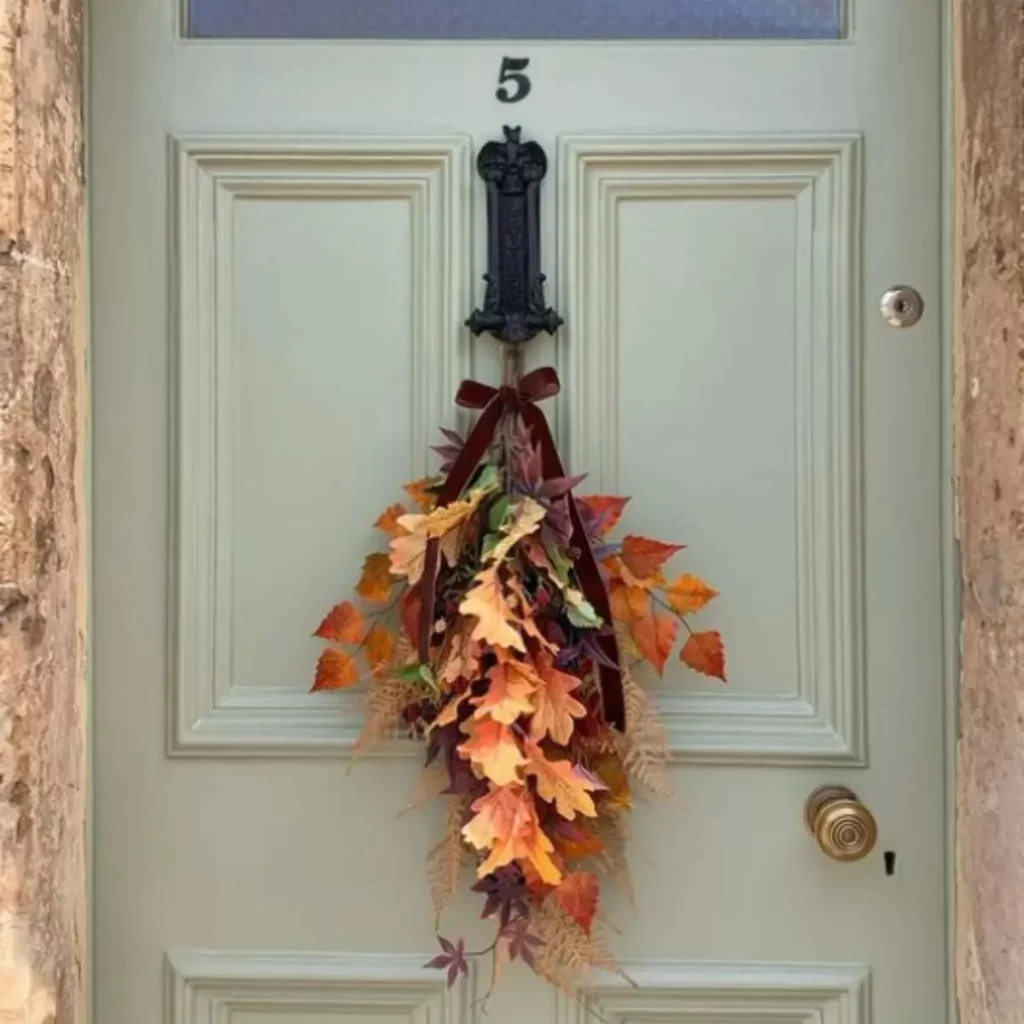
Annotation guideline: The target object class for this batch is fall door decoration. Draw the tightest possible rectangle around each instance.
[311,127,727,999]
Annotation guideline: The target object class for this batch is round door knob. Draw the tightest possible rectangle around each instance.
[804,785,878,862]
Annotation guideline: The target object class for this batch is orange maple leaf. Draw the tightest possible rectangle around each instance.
[529,654,587,745]
[680,630,726,681]
[364,624,394,675]
[472,661,536,725]
[462,784,562,884]
[663,573,718,616]
[403,477,439,511]
[374,502,408,537]
[578,495,630,537]
[618,535,685,581]
[459,567,526,653]
[458,718,527,785]
[314,600,364,644]
[524,740,602,820]
[357,552,395,603]
[553,871,600,935]
[312,648,360,691]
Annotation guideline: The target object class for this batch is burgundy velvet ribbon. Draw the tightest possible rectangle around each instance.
[419,366,626,732]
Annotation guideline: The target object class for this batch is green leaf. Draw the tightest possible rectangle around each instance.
[567,599,602,629]
[418,664,436,687]
[471,463,500,494]
[481,533,502,561]
[399,664,424,684]
[546,544,574,586]
[488,495,512,531]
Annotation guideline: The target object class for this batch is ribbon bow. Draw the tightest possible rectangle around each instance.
[419,366,626,732]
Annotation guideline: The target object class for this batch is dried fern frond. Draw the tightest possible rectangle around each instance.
[401,759,449,814]
[589,811,635,908]
[531,898,620,994]
[426,794,469,925]
[614,675,671,797]
[353,680,422,758]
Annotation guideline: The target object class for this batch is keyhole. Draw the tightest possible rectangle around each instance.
[884,850,897,876]
[895,299,908,314]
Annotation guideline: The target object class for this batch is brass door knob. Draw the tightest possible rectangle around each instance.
[804,786,877,862]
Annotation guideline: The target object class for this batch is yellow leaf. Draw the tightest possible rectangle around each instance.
[524,740,601,820]
[458,718,527,786]
[312,648,360,691]
[472,661,536,725]
[314,601,364,643]
[356,552,395,603]
[438,628,483,686]
[486,497,547,564]
[430,687,473,731]
[389,524,428,585]
[364,624,394,675]
[459,567,526,653]
[420,490,488,540]
[462,785,562,885]
[663,573,718,616]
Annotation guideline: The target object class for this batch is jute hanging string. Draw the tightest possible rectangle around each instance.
[311,126,726,1002]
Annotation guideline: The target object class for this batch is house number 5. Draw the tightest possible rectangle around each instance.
[496,57,532,103]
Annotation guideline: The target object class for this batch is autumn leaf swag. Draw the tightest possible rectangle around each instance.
[312,365,726,998]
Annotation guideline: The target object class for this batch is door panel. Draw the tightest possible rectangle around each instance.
[91,2,945,1023]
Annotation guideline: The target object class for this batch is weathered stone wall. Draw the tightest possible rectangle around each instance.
[954,2,1024,1022]
[0,0,87,1021]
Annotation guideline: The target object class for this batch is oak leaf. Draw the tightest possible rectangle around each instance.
[524,741,601,820]
[486,497,547,564]
[431,687,473,731]
[459,567,526,653]
[472,662,536,725]
[357,551,395,602]
[374,502,408,537]
[458,718,527,786]
[314,600,364,644]
[553,872,600,935]
[578,495,630,537]
[462,785,562,884]
[389,523,428,585]
[663,573,718,616]
[364,624,394,675]
[439,628,483,687]
[529,655,587,745]
[312,648,360,691]
[680,630,726,681]
[618,535,685,581]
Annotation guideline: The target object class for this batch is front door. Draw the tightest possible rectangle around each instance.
[91,3,947,1022]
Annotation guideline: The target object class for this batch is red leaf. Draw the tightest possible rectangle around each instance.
[314,601,364,643]
[680,630,726,681]
[619,535,685,581]
[553,871,600,935]
[313,648,360,691]
[400,586,422,645]
[578,495,629,537]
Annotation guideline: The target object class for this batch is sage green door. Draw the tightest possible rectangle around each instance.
[91,2,947,1023]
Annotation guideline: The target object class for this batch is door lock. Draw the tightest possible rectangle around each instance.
[879,285,924,328]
